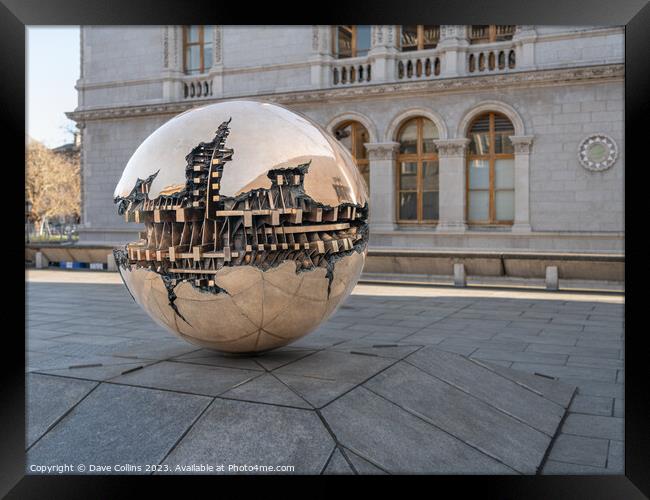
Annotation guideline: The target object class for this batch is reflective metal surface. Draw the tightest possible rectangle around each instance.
[120,254,364,353]
[114,100,368,208]
[114,100,368,354]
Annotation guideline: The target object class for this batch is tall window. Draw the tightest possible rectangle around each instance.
[396,117,439,223]
[183,25,213,74]
[400,25,440,51]
[469,25,516,44]
[467,112,515,224]
[332,26,371,58]
[334,121,370,189]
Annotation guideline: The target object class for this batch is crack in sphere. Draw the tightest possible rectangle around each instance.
[114,100,369,354]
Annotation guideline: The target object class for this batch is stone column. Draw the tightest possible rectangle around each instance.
[365,142,400,231]
[210,26,224,97]
[509,135,534,232]
[309,25,334,88]
[437,25,469,78]
[162,25,183,101]
[434,138,471,233]
[368,25,399,83]
[513,25,537,70]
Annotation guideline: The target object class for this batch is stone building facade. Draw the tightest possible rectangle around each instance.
[68,25,624,256]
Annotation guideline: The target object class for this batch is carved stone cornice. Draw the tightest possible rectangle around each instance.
[67,64,623,123]
[364,142,400,161]
[509,135,535,154]
[434,138,470,157]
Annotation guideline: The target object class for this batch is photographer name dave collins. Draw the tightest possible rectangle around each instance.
[29,463,295,473]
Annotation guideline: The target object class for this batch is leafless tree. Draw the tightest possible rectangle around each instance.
[26,141,80,234]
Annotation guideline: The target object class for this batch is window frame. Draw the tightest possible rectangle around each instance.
[332,25,371,59]
[395,117,439,224]
[334,120,370,190]
[466,112,515,226]
[399,25,441,51]
[469,25,516,44]
[183,25,212,74]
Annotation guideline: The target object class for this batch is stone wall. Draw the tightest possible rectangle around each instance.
[73,26,624,254]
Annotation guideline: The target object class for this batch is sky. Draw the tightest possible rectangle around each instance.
[27,26,80,148]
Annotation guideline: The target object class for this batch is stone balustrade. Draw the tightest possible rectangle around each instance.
[396,51,442,80]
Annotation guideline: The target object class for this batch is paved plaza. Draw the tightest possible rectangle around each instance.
[25,270,624,475]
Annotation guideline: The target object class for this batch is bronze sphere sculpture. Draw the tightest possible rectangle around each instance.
[113,100,368,354]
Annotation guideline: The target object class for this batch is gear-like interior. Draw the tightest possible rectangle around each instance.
[114,119,369,313]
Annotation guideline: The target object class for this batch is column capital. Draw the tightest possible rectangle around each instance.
[434,138,470,157]
[364,141,400,160]
[509,135,534,154]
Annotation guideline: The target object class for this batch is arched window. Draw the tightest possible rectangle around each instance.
[400,25,440,51]
[332,26,371,59]
[467,112,515,224]
[183,25,213,74]
[334,121,370,189]
[396,117,439,223]
[469,25,516,44]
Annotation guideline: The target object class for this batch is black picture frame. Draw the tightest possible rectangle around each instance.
[4,0,646,496]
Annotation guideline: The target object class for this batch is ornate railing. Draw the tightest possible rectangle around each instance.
[181,76,214,99]
[467,46,516,74]
[332,57,372,85]
[396,51,442,80]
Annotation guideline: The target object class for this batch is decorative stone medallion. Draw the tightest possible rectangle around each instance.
[578,134,618,172]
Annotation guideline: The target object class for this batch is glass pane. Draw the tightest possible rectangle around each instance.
[468,191,489,222]
[187,26,200,43]
[337,26,353,58]
[469,159,490,189]
[422,119,439,153]
[422,191,439,220]
[469,133,490,155]
[422,25,439,48]
[356,25,371,56]
[494,132,514,154]
[399,192,417,220]
[203,45,213,71]
[399,120,418,154]
[495,159,514,189]
[203,25,213,43]
[335,123,352,151]
[422,161,439,190]
[401,25,418,51]
[353,124,369,159]
[400,162,417,189]
[495,191,514,221]
[186,45,200,73]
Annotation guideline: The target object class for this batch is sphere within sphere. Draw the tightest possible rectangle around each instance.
[114,100,369,354]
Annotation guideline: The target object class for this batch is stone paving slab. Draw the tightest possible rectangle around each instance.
[221,373,312,409]
[112,361,261,397]
[322,448,354,475]
[36,360,156,382]
[171,350,265,371]
[547,434,609,467]
[274,350,396,408]
[364,362,555,474]
[405,347,568,436]
[321,386,514,474]
[26,374,98,448]
[27,384,211,472]
[25,274,624,475]
[161,399,334,474]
